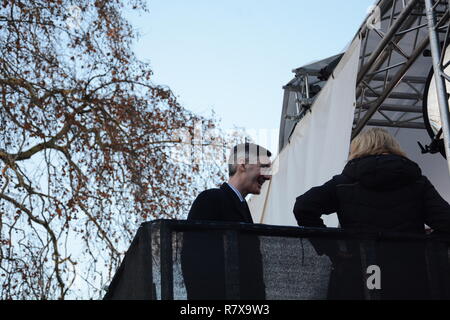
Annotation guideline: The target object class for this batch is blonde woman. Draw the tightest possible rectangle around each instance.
[293,128,450,299]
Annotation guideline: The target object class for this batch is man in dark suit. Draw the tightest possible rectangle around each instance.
[181,143,272,300]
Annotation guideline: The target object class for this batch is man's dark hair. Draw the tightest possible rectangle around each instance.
[227,143,272,177]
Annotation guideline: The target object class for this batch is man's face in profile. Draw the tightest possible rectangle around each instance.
[244,155,272,195]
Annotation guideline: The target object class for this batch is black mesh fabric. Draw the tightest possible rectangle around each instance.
[105,220,450,300]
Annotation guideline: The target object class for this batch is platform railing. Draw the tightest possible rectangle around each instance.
[104,220,450,300]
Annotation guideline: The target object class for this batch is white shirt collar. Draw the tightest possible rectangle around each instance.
[226,183,245,202]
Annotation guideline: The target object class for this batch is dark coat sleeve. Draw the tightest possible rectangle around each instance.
[182,190,227,299]
[187,190,224,221]
[293,177,340,228]
[422,177,450,233]
[293,177,344,259]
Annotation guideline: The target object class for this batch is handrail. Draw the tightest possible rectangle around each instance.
[148,219,450,242]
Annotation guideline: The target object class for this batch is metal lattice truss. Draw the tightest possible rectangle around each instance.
[279,0,450,154]
[353,0,449,138]
[279,54,343,149]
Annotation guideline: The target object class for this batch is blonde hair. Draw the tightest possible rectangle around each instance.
[349,128,407,160]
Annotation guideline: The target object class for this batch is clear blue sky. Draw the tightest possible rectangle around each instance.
[128,0,375,153]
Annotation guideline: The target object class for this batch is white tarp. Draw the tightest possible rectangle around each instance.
[388,128,450,204]
[249,37,362,227]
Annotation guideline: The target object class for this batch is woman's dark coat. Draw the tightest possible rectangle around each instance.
[293,154,450,299]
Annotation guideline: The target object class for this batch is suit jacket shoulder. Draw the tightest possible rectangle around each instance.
[187,184,253,223]
[187,188,226,221]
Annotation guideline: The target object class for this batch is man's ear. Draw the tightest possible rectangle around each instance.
[236,157,246,173]
[237,163,246,173]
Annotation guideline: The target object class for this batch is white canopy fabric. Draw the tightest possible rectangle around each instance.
[248,37,362,227]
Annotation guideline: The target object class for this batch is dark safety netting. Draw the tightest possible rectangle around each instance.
[104,220,450,300]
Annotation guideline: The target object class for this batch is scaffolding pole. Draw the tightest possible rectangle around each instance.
[425,0,450,175]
